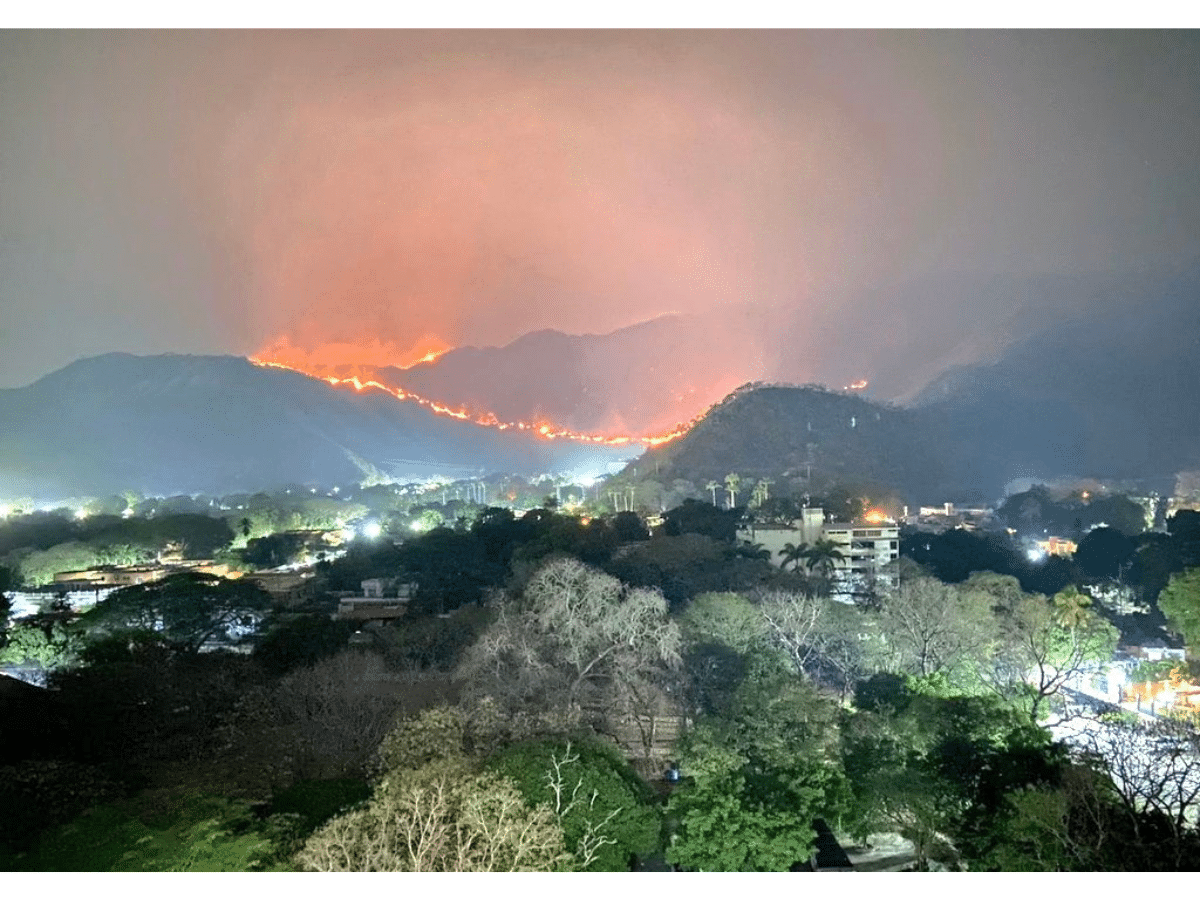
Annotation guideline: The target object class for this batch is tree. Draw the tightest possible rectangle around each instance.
[988,588,1118,723]
[666,675,848,871]
[78,572,273,654]
[804,538,845,581]
[296,759,571,872]
[1058,716,1200,871]
[1074,526,1136,580]
[665,747,820,871]
[0,565,13,649]
[705,481,721,507]
[489,739,661,871]
[757,589,824,677]
[723,472,742,510]
[876,575,997,682]
[1158,568,1200,652]
[661,499,741,543]
[229,651,406,783]
[456,558,681,717]
[13,792,294,872]
[778,541,811,574]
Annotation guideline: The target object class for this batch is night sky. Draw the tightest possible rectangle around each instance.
[2,30,1198,401]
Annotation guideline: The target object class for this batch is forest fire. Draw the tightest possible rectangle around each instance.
[248,356,697,448]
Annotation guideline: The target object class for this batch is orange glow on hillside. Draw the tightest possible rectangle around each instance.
[256,334,452,375]
[249,356,697,448]
[843,379,869,391]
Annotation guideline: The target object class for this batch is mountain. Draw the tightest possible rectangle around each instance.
[315,314,758,438]
[633,278,1200,505]
[912,277,1200,492]
[0,354,637,499]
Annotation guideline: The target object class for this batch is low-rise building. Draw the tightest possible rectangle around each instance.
[334,579,415,623]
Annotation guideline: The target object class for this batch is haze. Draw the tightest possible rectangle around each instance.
[2,30,1198,402]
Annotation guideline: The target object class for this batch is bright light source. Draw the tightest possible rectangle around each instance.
[340,527,357,542]
[1027,548,1046,562]
[75,508,89,521]
[362,522,382,539]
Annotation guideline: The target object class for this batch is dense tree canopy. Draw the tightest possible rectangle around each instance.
[78,572,273,654]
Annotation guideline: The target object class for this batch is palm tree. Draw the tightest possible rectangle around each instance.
[758,477,774,503]
[1052,586,1092,630]
[779,541,811,573]
[724,472,742,510]
[705,480,721,507]
[806,538,845,580]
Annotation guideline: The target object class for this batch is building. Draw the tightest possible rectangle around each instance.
[906,502,995,533]
[334,579,415,623]
[822,518,901,592]
[739,507,899,599]
[245,569,321,607]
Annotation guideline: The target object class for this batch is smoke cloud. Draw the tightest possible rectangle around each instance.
[2,30,1198,405]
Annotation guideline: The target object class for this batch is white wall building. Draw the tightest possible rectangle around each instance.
[739,507,900,600]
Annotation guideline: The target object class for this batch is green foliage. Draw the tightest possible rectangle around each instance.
[489,739,661,870]
[376,705,467,772]
[667,664,848,870]
[665,747,826,871]
[0,615,79,670]
[997,486,1147,538]
[679,591,767,654]
[841,680,1067,868]
[373,604,494,671]
[15,541,117,586]
[9,792,291,871]
[1159,568,1200,651]
[607,532,784,609]
[661,499,741,542]
[78,572,274,653]
[1127,658,1186,684]
[240,531,308,569]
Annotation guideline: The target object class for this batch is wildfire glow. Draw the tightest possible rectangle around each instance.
[863,508,889,524]
[843,379,869,391]
[255,335,453,374]
[249,357,697,448]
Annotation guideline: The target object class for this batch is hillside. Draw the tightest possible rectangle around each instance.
[320,314,755,438]
[635,384,955,502]
[0,354,636,499]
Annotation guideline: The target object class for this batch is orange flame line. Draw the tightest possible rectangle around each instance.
[249,357,696,448]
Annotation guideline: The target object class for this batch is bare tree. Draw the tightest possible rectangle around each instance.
[756,589,824,677]
[296,760,571,872]
[222,650,406,786]
[1066,716,1200,870]
[876,575,997,681]
[457,558,682,720]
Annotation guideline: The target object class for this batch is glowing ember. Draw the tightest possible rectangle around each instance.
[249,356,697,448]
[843,379,869,391]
